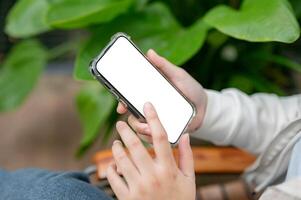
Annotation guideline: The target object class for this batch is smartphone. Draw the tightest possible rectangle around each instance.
[90,33,195,144]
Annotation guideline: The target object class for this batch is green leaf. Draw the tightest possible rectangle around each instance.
[46,0,134,29]
[204,0,300,43]
[0,40,47,111]
[76,82,115,155]
[5,0,50,38]
[74,2,208,80]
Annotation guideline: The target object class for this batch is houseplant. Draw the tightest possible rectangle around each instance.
[1,0,301,155]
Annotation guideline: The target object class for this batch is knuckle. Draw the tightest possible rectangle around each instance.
[128,138,141,149]
[157,166,167,176]
[136,126,144,133]
[133,184,147,196]
[154,132,168,142]
[157,166,177,180]
[138,134,152,143]
[149,177,161,188]
[137,125,148,133]
[168,169,177,180]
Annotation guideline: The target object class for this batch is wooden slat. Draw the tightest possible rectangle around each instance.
[93,147,256,179]
[190,147,256,173]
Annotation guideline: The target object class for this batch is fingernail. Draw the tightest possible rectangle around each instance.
[144,102,153,112]
[116,121,121,127]
[116,121,125,129]
[143,102,152,117]
[150,49,158,55]
[113,140,122,145]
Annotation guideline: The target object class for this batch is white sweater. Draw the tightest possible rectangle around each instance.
[192,88,301,192]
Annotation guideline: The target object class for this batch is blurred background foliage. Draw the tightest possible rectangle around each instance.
[1,0,301,156]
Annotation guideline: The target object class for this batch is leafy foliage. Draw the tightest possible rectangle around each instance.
[0,40,47,111]
[74,2,208,80]
[76,83,115,156]
[204,0,300,43]
[46,0,134,28]
[5,0,50,37]
[2,0,301,155]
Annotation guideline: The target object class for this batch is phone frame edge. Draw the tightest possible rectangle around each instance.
[89,32,196,145]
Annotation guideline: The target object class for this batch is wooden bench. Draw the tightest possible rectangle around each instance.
[93,147,256,179]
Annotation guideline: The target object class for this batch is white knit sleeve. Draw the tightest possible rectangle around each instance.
[192,88,301,155]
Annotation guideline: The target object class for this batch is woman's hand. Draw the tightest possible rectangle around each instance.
[116,49,207,142]
[107,102,196,200]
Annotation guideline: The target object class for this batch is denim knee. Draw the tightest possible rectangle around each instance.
[0,168,112,200]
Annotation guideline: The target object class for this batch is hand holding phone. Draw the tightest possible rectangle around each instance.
[117,49,208,142]
[90,33,202,144]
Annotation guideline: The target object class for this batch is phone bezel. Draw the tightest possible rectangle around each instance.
[90,32,196,144]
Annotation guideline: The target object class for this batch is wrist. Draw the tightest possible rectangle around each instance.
[188,90,208,133]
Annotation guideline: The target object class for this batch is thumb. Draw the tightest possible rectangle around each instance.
[178,134,195,178]
[146,49,178,80]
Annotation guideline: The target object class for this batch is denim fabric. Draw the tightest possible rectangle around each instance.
[0,168,112,200]
[286,138,301,181]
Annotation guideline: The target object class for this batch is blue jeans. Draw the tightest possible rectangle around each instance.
[0,168,112,200]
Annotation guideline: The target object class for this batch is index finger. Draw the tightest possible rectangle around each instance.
[143,102,175,166]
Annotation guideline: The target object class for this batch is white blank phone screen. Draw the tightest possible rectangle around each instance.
[96,36,194,143]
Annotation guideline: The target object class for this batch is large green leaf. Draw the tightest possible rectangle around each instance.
[204,0,300,43]
[46,0,134,29]
[76,83,115,155]
[0,40,47,111]
[74,2,208,80]
[5,0,50,38]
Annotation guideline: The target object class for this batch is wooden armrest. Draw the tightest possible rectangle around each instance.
[93,147,256,179]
